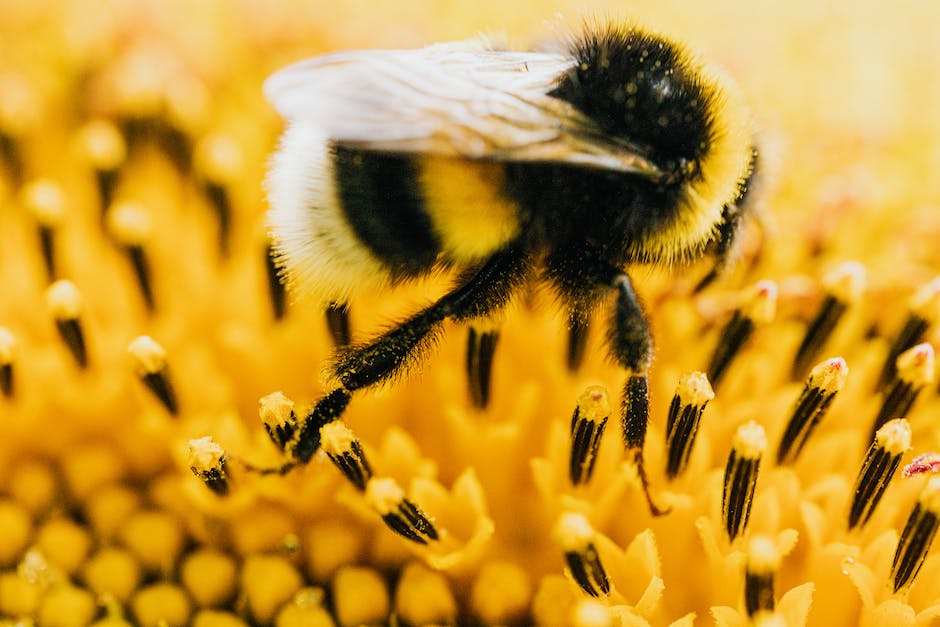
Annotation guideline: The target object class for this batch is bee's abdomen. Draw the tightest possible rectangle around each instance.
[334,145,440,278]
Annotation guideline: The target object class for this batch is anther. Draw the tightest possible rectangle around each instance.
[707,280,777,389]
[195,134,242,257]
[890,476,940,592]
[791,262,865,380]
[326,303,352,348]
[466,326,499,409]
[871,343,933,442]
[320,421,373,491]
[106,202,155,311]
[128,336,178,415]
[365,478,438,545]
[0,327,15,398]
[22,179,66,281]
[665,372,714,479]
[569,386,611,486]
[265,241,287,320]
[259,391,297,454]
[45,280,88,369]
[877,278,940,391]
[722,421,767,542]
[554,512,610,597]
[848,419,911,530]
[745,535,779,617]
[776,357,847,465]
[188,437,229,496]
[77,119,126,211]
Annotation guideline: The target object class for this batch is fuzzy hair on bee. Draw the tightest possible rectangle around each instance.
[262,20,757,515]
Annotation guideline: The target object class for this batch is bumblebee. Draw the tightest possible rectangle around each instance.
[264,21,757,512]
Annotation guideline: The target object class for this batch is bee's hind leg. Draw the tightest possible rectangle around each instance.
[289,245,533,466]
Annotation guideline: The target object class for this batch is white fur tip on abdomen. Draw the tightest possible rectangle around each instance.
[266,122,391,306]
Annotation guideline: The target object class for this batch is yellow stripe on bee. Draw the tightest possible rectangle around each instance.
[418,157,520,263]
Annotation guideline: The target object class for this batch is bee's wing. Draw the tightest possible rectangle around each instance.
[264,45,662,178]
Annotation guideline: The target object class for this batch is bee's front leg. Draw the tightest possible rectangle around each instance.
[610,272,670,516]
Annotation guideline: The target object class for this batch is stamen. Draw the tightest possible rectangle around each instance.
[326,302,352,348]
[0,327,14,398]
[870,343,933,441]
[241,391,347,477]
[791,262,865,379]
[466,326,499,409]
[320,421,373,491]
[0,73,37,184]
[195,134,242,257]
[106,202,155,311]
[903,452,940,477]
[45,280,88,369]
[128,336,178,415]
[776,357,847,465]
[77,119,126,211]
[554,512,610,597]
[22,179,66,282]
[890,476,940,592]
[566,314,590,372]
[665,371,714,479]
[265,241,287,320]
[188,437,229,496]
[0,131,20,183]
[707,280,777,389]
[259,391,297,454]
[745,535,779,617]
[163,75,209,172]
[569,385,610,486]
[365,478,438,545]
[848,419,911,530]
[876,278,940,391]
[722,421,767,542]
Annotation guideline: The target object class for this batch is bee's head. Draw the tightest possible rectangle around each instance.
[550,25,715,182]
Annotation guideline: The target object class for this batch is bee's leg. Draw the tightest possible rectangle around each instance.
[695,146,761,293]
[547,248,667,515]
[545,246,611,372]
[694,201,743,293]
[466,323,500,409]
[610,272,670,516]
[288,245,532,464]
